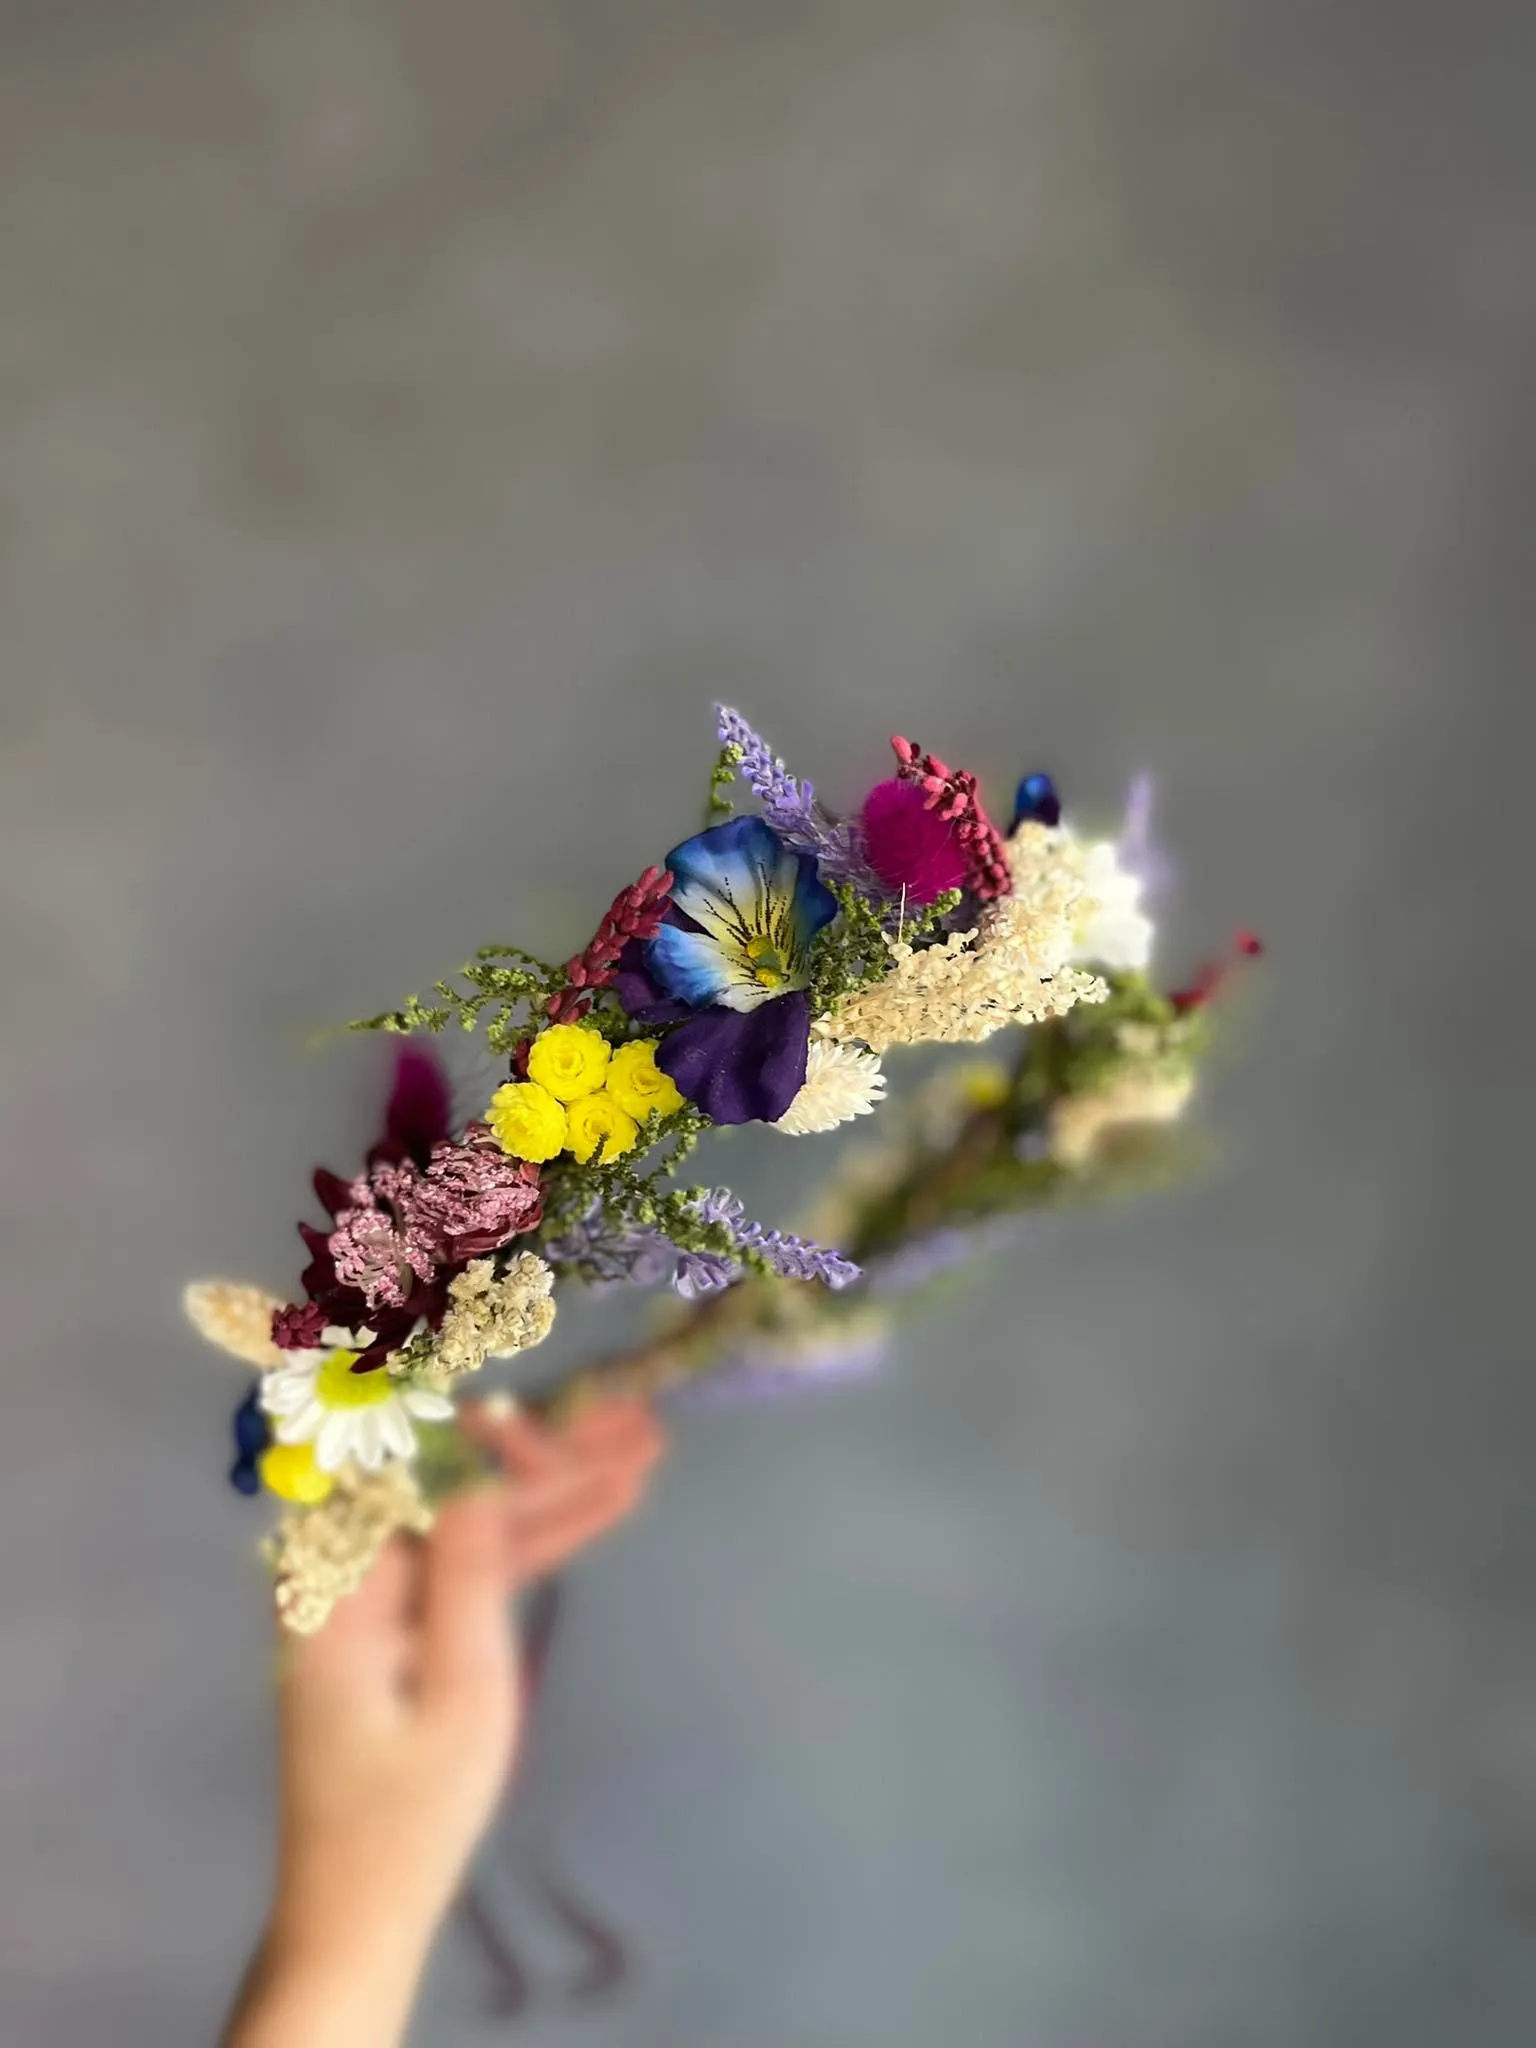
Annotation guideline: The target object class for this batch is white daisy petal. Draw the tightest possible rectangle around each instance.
[259,1371,315,1417]
[402,1388,455,1421]
[274,1396,325,1445]
[315,1410,356,1472]
[352,1409,387,1471]
[322,1325,374,1349]
[378,1402,417,1461]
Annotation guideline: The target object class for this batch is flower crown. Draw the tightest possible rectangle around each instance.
[187,707,1255,1632]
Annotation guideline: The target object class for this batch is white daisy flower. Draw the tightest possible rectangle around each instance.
[260,1326,454,1473]
[775,1040,887,1135]
[1073,837,1154,972]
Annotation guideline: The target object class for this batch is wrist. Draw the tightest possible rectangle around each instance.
[272,1817,461,1957]
[226,1909,433,2048]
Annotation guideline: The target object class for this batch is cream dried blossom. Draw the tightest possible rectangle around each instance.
[433,1252,557,1378]
[775,1040,887,1135]
[818,825,1105,1053]
[266,1462,433,1636]
[183,1281,285,1368]
[1049,1069,1195,1169]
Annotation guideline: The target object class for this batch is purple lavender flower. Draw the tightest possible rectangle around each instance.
[734,1224,861,1289]
[543,1200,678,1291]
[546,1187,860,1298]
[674,1247,741,1299]
[1115,774,1174,899]
[715,705,869,885]
[678,1322,890,1406]
[863,1216,1022,1298]
[679,1188,861,1293]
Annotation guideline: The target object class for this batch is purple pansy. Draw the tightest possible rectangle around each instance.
[617,815,837,1125]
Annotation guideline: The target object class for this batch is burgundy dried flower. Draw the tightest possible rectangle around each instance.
[295,1200,447,1370]
[1171,928,1264,1013]
[281,1044,460,1371]
[545,865,674,1024]
[890,735,1013,902]
[365,1043,454,1171]
[271,1301,329,1351]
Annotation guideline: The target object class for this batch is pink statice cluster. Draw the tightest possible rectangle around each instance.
[329,1123,543,1312]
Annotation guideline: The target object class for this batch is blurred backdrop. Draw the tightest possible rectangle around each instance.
[4,3,1534,2044]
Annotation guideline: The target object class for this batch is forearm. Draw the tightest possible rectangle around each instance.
[222,1910,434,2048]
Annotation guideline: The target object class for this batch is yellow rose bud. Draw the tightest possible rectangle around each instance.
[565,1092,640,1165]
[526,1023,611,1103]
[604,1039,687,1123]
[487,1079,569,1163]
[259,1442,335,1505]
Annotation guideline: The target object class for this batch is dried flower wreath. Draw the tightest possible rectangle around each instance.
[187,708,1256,1632]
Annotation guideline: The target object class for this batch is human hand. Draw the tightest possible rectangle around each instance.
[225,1399,664,2048]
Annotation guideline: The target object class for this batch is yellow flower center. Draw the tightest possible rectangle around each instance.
[746,935,788,989]
[316,1350,394,1410]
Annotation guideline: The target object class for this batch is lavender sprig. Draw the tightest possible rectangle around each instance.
[1116,773,1175,899]
[546,1187,861,1299]
[714,705,870,885]
[677,1322,890,1406]
[862,1217,1022,1298]
[543,1201,677,1291]
[682,1188,862,1293]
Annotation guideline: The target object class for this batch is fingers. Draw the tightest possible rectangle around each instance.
[460,1405,562,1482]
[459,1399,665,1587]
[416,1485,519,1712]
[463,1398,664,1486]
[507,1467,648,1582]
[572,1401,666,1480]
[281,1535,417,1730]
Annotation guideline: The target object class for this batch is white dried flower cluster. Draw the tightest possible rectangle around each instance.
[1049,1069,1195,1169]
[817,824,1106,1053]
[182,1281,284,1369]
[266,1462,433,1636]
[1073,837,1154,971]
[433,1252,556,1377]
[775,1040,888,1135]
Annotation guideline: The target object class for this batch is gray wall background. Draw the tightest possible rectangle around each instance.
[4,3,1533,2043]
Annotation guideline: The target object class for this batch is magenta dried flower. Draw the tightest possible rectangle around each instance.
[860,777,969,904]
[890,734,1012,902]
